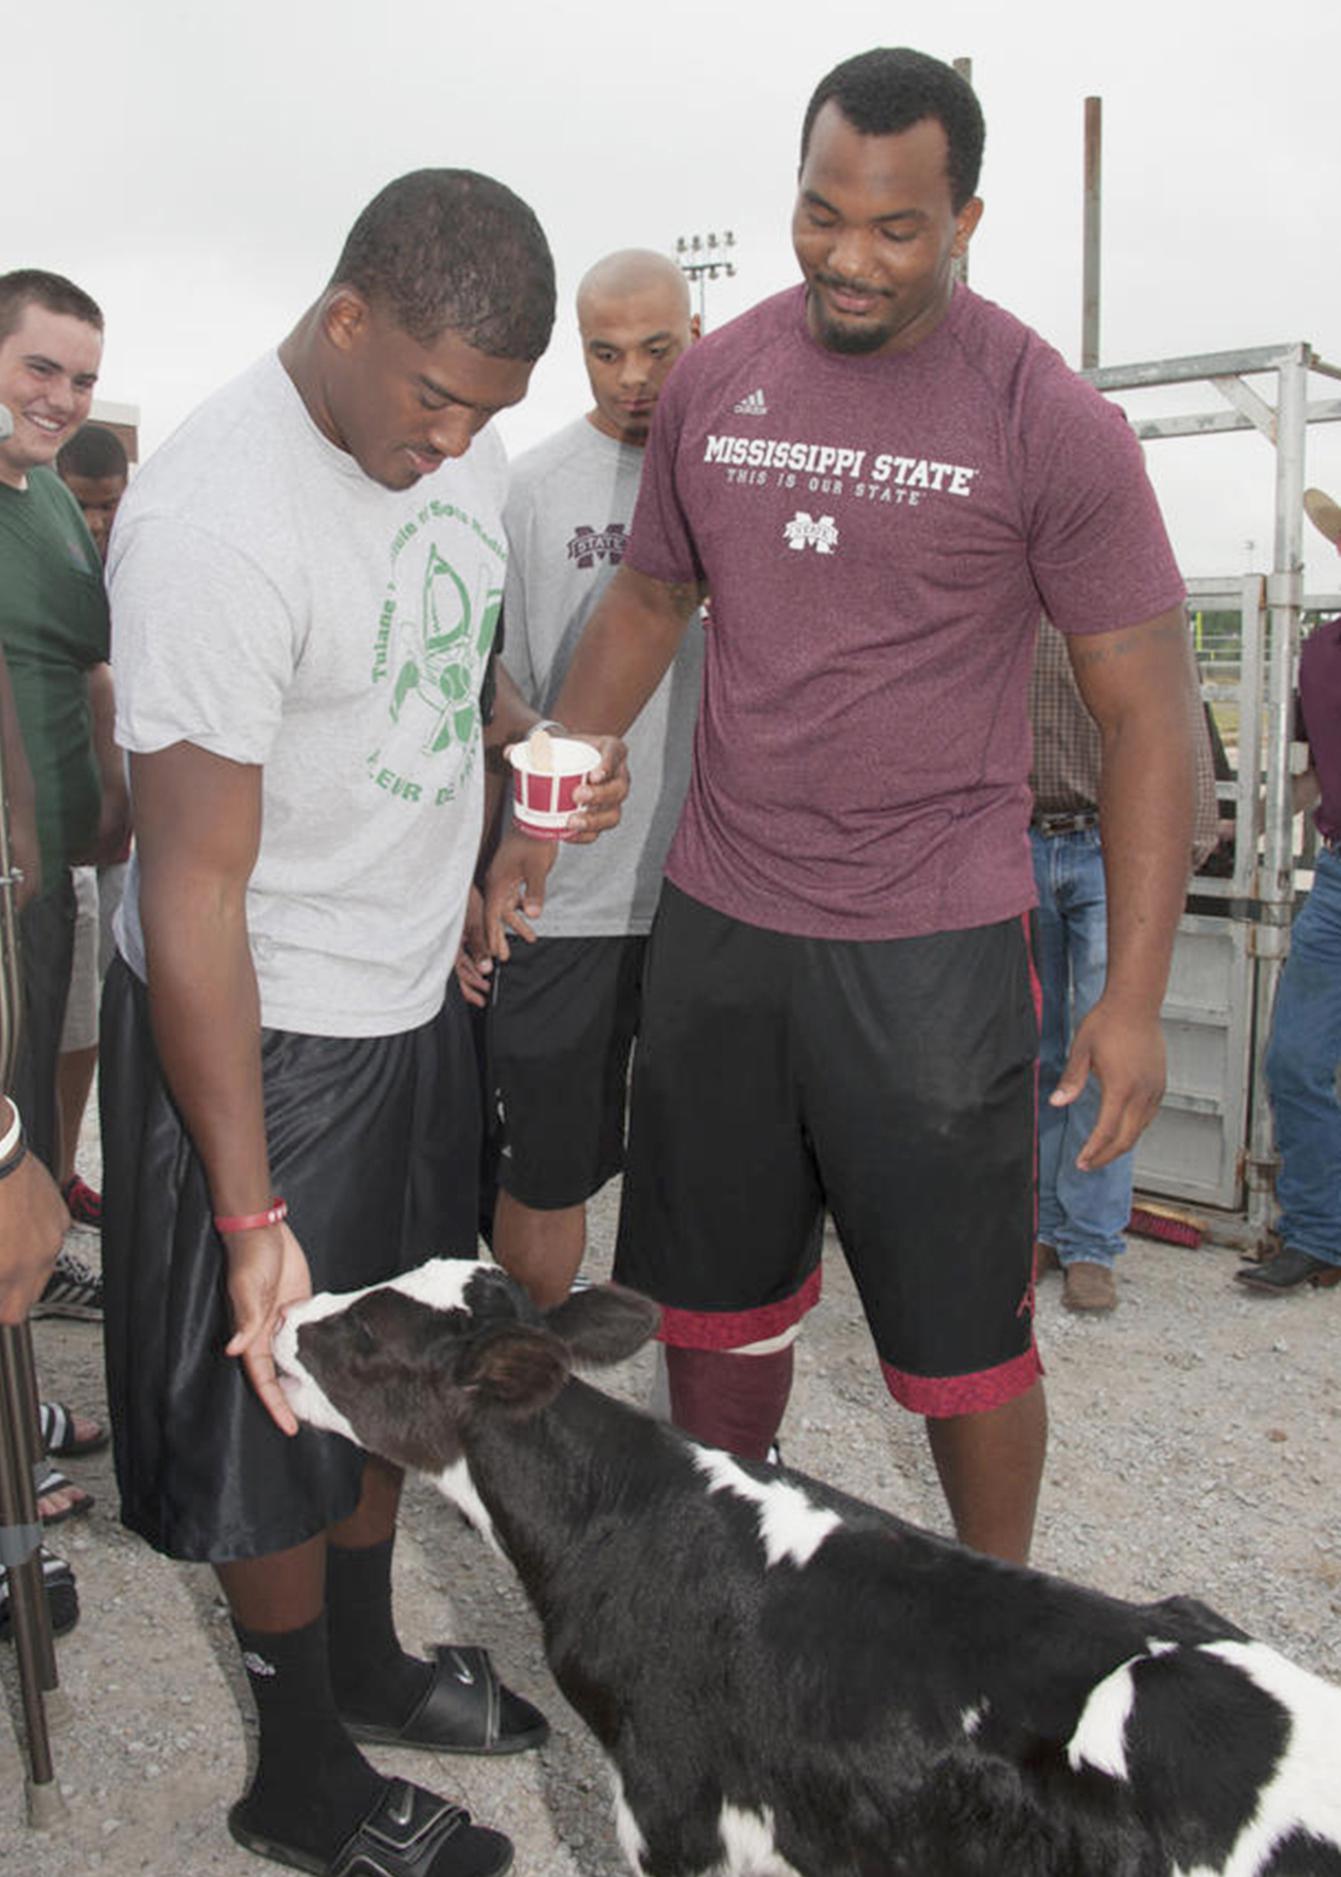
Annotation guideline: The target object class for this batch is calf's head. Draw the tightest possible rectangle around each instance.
[274,1259,659,1474]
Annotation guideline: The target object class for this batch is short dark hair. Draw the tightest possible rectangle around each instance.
[331,169,556,363]
[0,269,104,347]
[800,48,985,212]
[58,423,128,481]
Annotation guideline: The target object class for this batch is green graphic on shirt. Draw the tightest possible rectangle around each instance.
[368,520,502,804]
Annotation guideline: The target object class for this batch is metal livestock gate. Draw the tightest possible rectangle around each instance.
[1084,342,1341,1244]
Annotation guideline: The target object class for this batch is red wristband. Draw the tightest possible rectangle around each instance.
[214,1197,288,1234]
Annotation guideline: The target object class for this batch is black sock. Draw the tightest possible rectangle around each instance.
[326,1534,432,1724]
[233,1614,382,1859]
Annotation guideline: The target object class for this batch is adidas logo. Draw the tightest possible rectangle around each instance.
[733,388,768,416]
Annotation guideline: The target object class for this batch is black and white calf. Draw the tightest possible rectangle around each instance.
[275,1260,1341,1877]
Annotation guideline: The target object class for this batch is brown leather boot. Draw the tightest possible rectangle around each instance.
[1062,1261,1118,1314]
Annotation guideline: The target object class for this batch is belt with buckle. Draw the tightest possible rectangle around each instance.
[1031,811,1100,837]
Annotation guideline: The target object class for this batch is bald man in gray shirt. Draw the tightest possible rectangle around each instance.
[487,251,702,1306]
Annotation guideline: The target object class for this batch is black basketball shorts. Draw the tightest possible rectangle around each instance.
[613,885,1043,1417]
[489,935,646,1210]
[100,960,483,1561]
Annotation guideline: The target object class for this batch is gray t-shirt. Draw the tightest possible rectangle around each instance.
[502,418,703,935]
[110,352,507,1037]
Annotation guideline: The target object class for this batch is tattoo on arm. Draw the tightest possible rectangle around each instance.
[1068,615,1186,671]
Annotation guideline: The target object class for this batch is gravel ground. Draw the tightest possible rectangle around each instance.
[4,1121,1340,1873]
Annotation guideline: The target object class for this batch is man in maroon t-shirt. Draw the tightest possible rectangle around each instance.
[486,48,1199,1565]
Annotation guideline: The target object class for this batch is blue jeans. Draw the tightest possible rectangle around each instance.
[1031,827,1131,1268]
[1265,843,1341,1268]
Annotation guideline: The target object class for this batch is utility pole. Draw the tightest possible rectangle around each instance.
[675,230,737,331]
[952,58,972,288]
[1082,96,1103,369]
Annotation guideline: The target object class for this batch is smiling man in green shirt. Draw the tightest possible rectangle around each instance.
[0,270,126,1200]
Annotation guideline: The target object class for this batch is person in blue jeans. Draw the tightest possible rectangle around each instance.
[1032,824,1129,1311]
[1238,487,1341,1296]
[1031,620,1217,1312]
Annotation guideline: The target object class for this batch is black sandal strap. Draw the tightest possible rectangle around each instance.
[339,1644,547,1756]
[331,1779,469,1877]
[423,1647,500,1749]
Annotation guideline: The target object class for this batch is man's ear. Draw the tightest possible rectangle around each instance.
[322,287,371,356]
[689,314,703,343]
[951,197,984,260]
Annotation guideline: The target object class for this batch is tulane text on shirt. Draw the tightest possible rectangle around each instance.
[702,434,978,495]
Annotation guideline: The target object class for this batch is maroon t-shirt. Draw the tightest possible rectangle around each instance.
[1299,615,1341,845]
[625,284,1185,940]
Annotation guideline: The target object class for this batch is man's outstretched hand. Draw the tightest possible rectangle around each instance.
[484,732,629,958]
[224,1220,312,1435]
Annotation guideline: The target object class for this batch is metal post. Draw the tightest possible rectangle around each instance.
[1245,346,1310,1244]
[1082,97,1102,370]
[1266,346,1308,898]
[1,1325,63,1823]
[952,58,973,288]
[1234,575,1267,907]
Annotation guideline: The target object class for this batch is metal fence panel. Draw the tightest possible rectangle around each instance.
[1134,913,1252,1209]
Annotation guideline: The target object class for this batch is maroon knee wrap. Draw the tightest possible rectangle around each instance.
[664,1344,794,1462]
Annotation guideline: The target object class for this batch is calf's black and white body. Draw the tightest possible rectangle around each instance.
[275,1260,1341,1877]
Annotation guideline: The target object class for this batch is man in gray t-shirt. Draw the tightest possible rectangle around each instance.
[486,251,700,1306]
[102,175,628,1877]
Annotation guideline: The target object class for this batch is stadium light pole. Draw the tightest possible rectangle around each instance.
[675,230,737,332]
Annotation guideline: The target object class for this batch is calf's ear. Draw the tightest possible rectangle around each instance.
[545,1285,661,1368]
[461,1326,569,1418]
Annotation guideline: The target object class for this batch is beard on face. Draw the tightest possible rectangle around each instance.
[813,315,892,355]
[808,293,895,355]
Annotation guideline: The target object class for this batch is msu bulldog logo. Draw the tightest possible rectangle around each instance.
[784,511,839,554]
[567,522,628,569]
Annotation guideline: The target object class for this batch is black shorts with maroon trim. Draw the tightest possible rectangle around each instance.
[488,935,646,1210]
[613,885,1043,1417]
[100,959,482,1563]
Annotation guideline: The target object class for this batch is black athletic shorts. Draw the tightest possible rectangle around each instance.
[488,935,646,1210]
[99,959,482,1562]
[613,885,1043,1417]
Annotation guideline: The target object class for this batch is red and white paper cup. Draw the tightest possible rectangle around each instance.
[507,734,601,839]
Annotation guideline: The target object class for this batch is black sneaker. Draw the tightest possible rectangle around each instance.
[31,1245,104,1322]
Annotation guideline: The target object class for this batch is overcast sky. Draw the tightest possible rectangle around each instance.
[12,0,1339,590]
